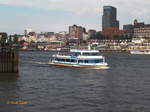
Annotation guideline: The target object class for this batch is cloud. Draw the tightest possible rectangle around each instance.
[0,0,150,18]
[0,0,100,15]
[0,0,150,33]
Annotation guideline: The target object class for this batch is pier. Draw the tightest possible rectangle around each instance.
[0,43,19,73]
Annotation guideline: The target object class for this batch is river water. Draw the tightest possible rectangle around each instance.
[0,51,150,112]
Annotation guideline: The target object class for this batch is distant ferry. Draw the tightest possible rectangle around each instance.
[49,49,109,69]
[130,50,150,54]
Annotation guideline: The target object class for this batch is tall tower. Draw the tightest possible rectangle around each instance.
[102,6,119,30]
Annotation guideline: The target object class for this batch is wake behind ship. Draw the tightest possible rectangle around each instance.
[49,49,109,69]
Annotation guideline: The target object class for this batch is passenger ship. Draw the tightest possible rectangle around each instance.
[130,50,150,54]
[49,49,109,69]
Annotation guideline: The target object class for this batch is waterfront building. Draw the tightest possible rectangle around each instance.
[129,20,150,39]
[102,6,120,39]
[134,27,150,39]
[44,32,55,37]
[102,27,128,40]
[134,19,145,28]
[102,6,119,30]
[83,32,89,41]
[28,36,37,43]
[69,25,85,40]
[88,30,96,38]
[46,41,65,49]
[131,38,146,44]
[28,32,36,36]
[123,24,134,39]
[55,32,68,41]
[123,19,146,31]
[123,24,134,32]
[0,32,7,43]
[24,28,32,36]
[18,36,26,42]
[123,19,150,40]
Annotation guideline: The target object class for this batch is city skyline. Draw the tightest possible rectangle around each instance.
[0,0,150,34]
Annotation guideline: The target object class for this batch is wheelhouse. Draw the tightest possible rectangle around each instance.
[70,49,100,56]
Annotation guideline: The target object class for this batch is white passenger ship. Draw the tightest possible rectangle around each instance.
[130,50,150,54]
[49,49,109,69]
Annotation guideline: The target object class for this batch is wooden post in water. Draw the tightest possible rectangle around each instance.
[0,43,19,73]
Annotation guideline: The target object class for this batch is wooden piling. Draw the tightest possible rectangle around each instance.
[0,43,19,73]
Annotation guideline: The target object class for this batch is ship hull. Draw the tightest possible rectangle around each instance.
[130,50,150,54]
[49,62,109,69]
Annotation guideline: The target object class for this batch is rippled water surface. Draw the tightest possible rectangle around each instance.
[0,51,150,112]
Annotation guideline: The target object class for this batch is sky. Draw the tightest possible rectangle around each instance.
[0,0,150,34]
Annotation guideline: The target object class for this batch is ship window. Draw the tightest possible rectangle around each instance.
[74,53,80,56]
[83,53,91,56]
[88,60,94,63]
[85,60,88,63]
[57,58,65,62]
[70,59,76,62]
[83,59,103,63]
[95,60,100,63]
[83,53,99,56]
[78,59,103,63]
[62,59,65,62]
[66,59,70,62]
[94,59,103,63]
[71,52,81,56]
[57,58,62,61]
[78,60,84,63]
[92,53,99,56]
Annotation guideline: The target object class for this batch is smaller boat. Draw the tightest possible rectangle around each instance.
[49,49,109,69]
[130,49,150,54]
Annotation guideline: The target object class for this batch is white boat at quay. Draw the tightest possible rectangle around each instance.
[130,50,150,54]
[49,49,109,69]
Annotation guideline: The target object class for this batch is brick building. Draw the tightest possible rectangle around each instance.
[124,19,150,39]
[134,27,150,39]
[69,25,85,40]
[102,27,127,39]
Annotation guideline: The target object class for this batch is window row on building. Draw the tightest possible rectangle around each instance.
[134,27,150,39]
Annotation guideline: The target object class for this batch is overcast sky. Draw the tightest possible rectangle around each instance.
[0,0,150,34]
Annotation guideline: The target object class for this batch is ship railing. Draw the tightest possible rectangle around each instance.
[57,53,81,57]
